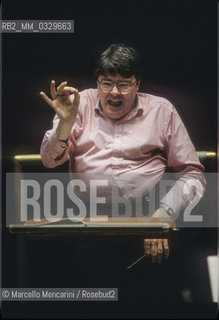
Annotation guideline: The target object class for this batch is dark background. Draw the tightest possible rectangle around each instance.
[2,0,217,160]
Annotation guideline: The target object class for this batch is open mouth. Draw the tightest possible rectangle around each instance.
[108,100,122,107]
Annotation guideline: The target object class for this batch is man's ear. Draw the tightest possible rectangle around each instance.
[136,80,140,91]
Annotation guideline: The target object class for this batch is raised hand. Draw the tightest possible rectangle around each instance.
[40,80,80,124]
[40,80,80,141]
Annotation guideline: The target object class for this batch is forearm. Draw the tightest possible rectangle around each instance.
[56,119,75,141]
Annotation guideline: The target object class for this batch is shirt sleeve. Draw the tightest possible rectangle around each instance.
[160,102,206,214]
[40,113,82,168]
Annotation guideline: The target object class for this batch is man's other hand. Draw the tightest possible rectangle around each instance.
[143,207,173,263]
[143,238,169,264]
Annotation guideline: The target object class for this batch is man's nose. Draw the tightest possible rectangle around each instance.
[111,84,120,95]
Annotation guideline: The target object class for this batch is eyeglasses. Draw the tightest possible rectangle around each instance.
[98,79,137,93]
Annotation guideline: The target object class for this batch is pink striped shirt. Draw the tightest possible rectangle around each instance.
[40,89,205,214]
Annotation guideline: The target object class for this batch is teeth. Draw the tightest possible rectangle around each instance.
[108,100,122,106]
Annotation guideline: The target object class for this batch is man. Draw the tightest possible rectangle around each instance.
[40,44,205,264]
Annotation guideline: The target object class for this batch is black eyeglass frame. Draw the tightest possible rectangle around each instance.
[97,79,137,93]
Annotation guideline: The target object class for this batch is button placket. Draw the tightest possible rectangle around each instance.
[112,124,122,172]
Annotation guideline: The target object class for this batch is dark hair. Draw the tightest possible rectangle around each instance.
[94,44,142,81]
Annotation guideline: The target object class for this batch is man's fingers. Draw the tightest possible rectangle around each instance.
[162,239,169,259]
[50,80,57,99]
[57,81,68,95]
[64,87,80,101]
[144,239,151,257]
[68,88,80,106]
[151,239,158,263]
[65,87,80,107]
[73,89,80,106]
[63,86,77,94]
[143,238,169,263]
[40,92,53,108]
[157,241,163,264]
